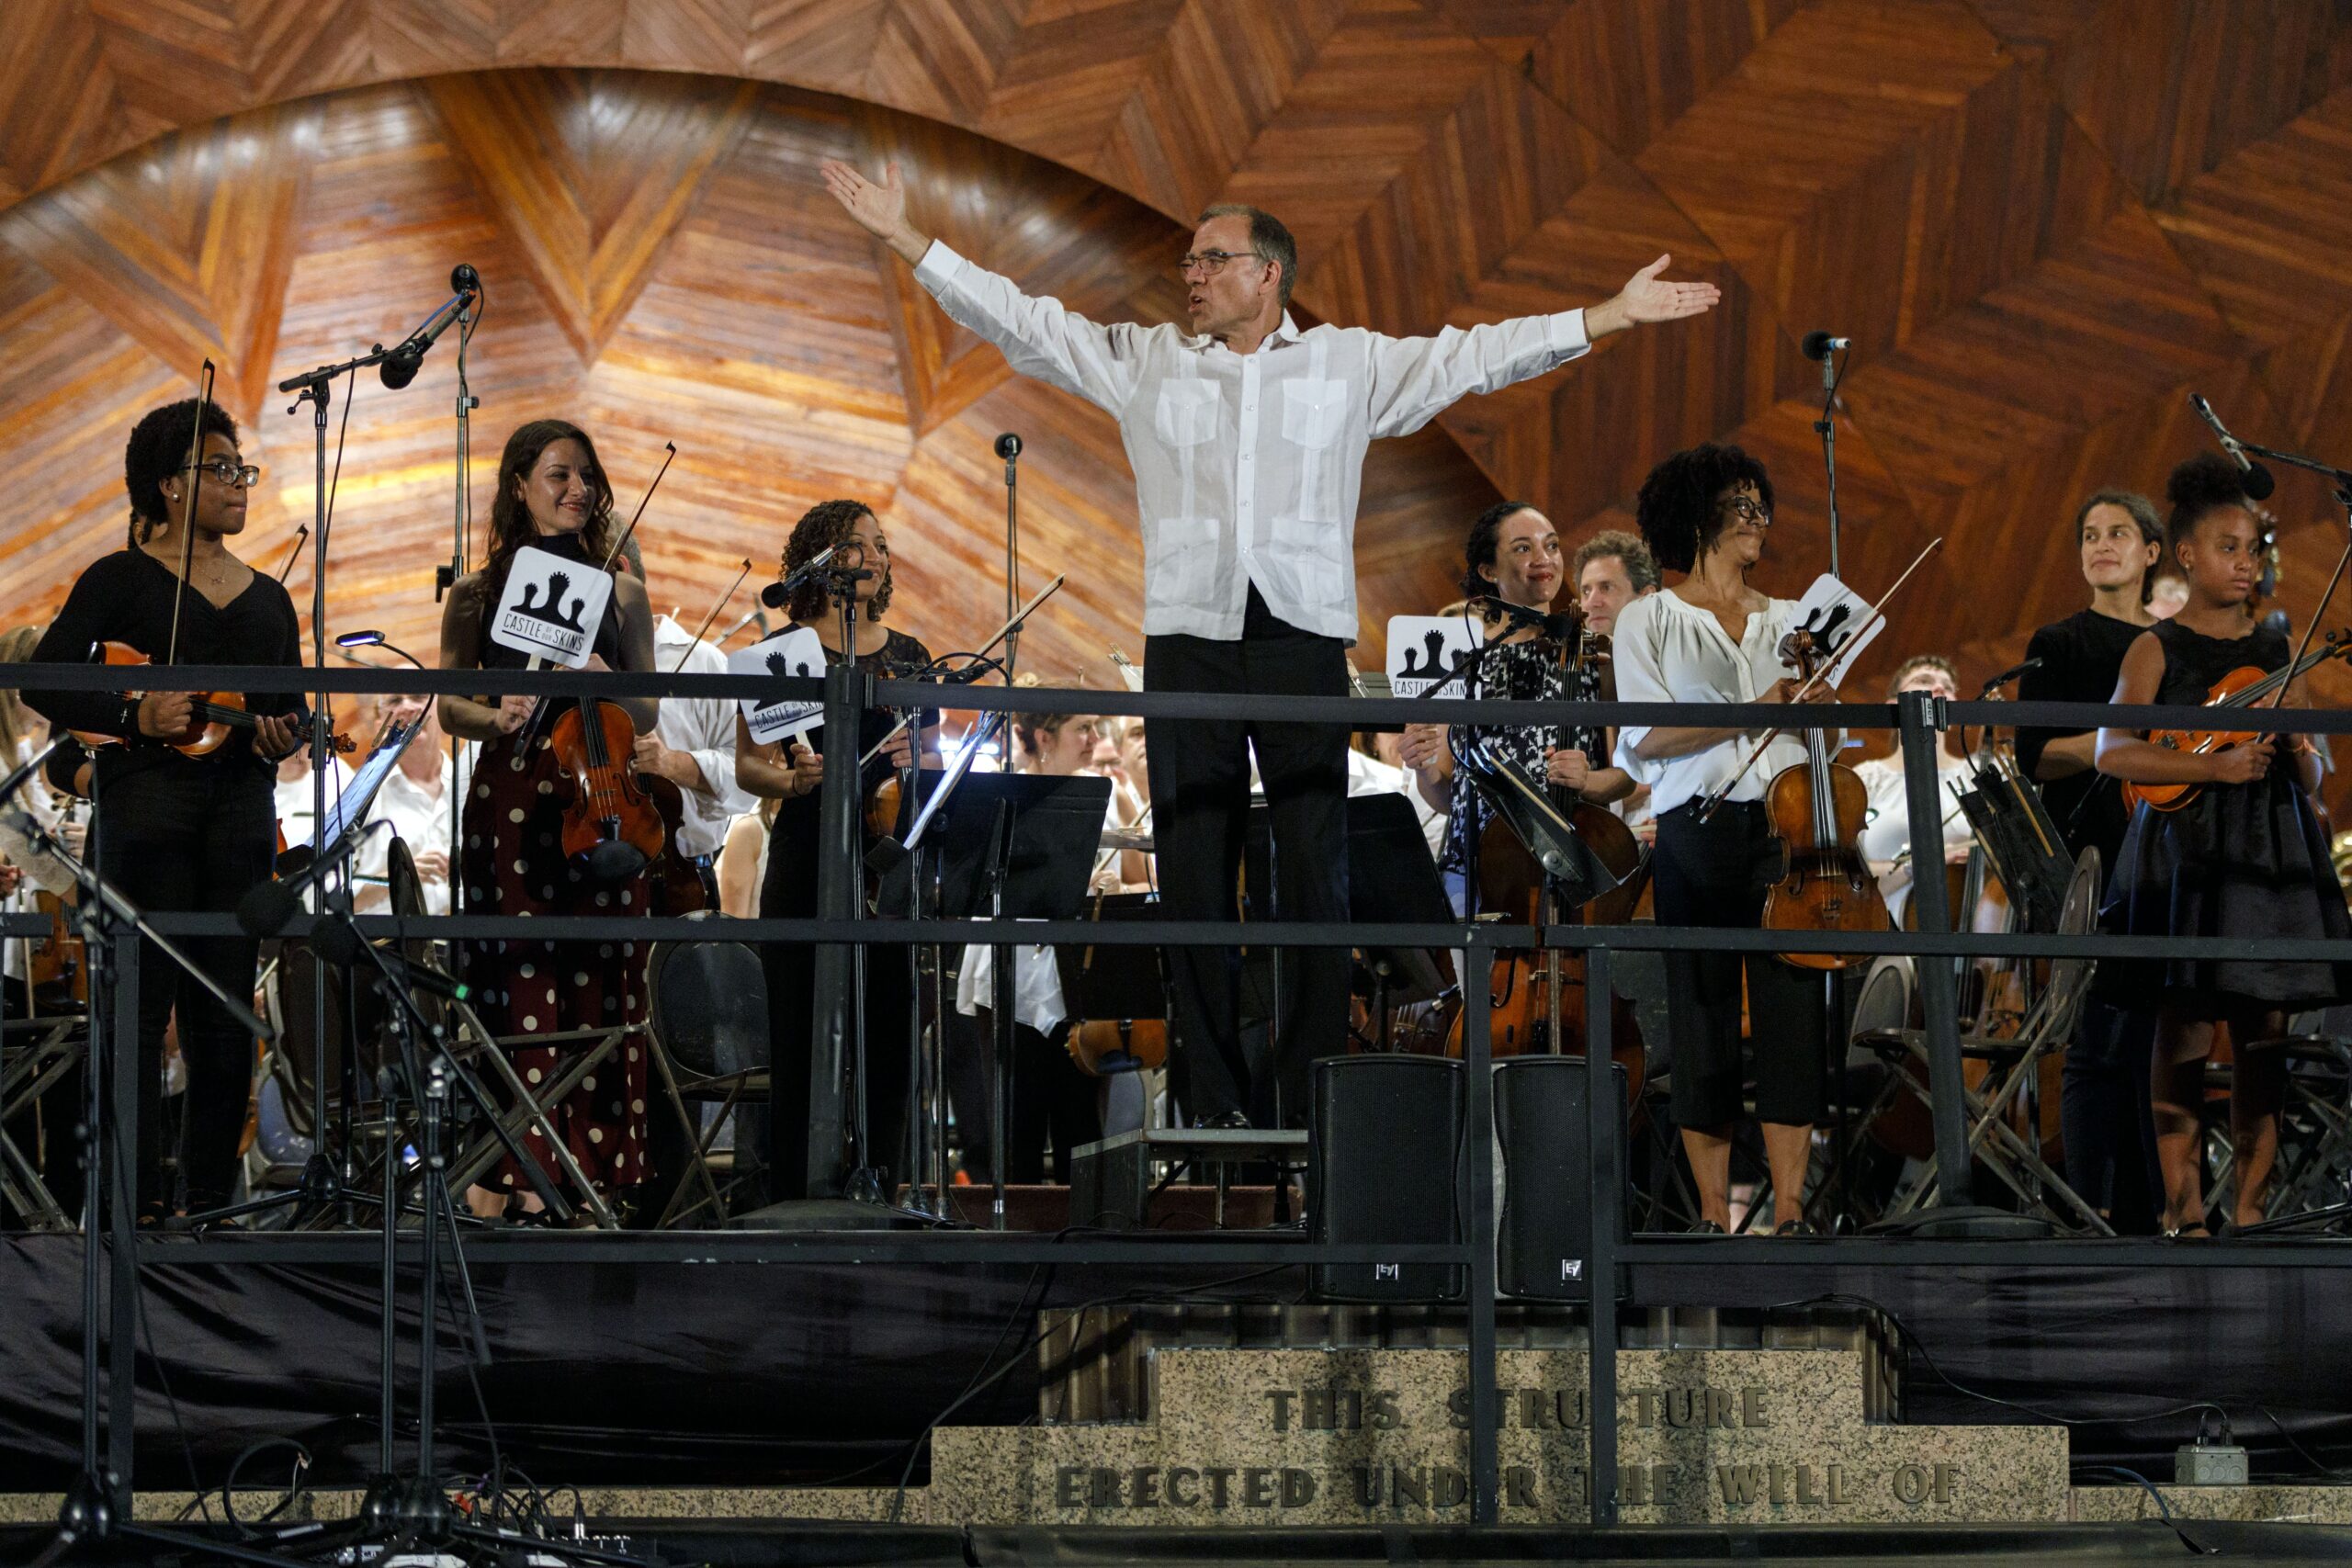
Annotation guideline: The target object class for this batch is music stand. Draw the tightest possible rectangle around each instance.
[919,771,1109,1229]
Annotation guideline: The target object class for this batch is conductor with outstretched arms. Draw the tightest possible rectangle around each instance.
[824,158,1719,1128]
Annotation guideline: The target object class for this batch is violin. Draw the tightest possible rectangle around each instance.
[2120,629,2351,813]
[1759,627,1887,968]
[1442,619,1646,1097]
[549,697,665,886]
[72,641,354,760]
[638,769,713,915]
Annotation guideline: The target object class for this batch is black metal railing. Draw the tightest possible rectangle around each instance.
[16,659,2352,1524]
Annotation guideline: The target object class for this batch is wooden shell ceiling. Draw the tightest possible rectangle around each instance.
[4,0,2352,706]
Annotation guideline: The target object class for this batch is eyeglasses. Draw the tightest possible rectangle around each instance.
[180,458,262,490]
[1176,249,1265,279]
[1718,495,1770,527]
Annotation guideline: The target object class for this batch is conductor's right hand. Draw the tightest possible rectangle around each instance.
[136,691,192,739]
[2207,738,2275,785]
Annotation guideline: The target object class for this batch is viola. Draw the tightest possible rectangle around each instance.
[549,698,665,886]
[2120,629,2350,813]
[1759,627,1888,969]
[637,768,713,916]
[72,641,353,760]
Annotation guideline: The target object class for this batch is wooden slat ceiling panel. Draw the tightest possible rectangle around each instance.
[0,0,2349,715]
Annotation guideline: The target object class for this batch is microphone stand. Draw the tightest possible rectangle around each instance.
[275,299,451,1229]
[1815,343,1846,581]
[998,434,1023,678]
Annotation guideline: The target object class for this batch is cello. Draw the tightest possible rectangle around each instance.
[1443,620,1646,1096]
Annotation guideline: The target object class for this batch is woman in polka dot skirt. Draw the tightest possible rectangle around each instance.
[436,419,661,1220]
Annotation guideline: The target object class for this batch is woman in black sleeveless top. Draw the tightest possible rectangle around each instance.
[437,420,660,1219]
[2097,455,2351,1234]
[735,500,937,1203]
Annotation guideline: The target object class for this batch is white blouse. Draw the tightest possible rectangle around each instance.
[1610,589,1812,816]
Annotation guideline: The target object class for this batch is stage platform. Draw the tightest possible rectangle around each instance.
[6,1228,2352,1506]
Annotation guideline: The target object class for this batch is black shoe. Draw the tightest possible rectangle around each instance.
[1687,1219,1725,1235]
[1772,1218,1816,1237]
[1195,1111,1252,1131]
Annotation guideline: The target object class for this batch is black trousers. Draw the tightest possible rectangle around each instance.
[1000,1018,1101,1185]
[1144,586,1350,1126]
[93,758,275,1213]
[2060,996,2161,1233]
[1652,800,1827,1130]
[758,808,912,1202]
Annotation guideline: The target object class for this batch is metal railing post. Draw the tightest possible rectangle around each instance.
[1584,945,1619,1527]
[1463,939,1499,1524]
[803,660,867,1199]
[1898,690,1973,1205]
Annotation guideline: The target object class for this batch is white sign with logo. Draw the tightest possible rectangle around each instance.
[731,626,828,744]
[489,545,613,669]
[1384,615,1486,699]
[1787,573,1880,689]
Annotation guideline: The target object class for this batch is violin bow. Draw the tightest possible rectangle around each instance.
[1696,536,1944,821]
[670,558,752,673]
[273,523,311,585]
[164,358,218,667]
[597,441,676,577]
[858,573,1067,769]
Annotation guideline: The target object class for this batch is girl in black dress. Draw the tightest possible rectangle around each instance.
[26,398,303,1217]
[2096,454,2352,1234]
[735,501,936,1202]
[437,420,661,1219]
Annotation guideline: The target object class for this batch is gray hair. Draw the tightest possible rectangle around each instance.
[1197,203,1297,312]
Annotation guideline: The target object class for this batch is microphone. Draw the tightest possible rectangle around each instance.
[311,916,473,1001]
[994,433,1023,462]
[1477,595,1579,643]
[2188,393,2278,501]
[379,267,481,389]
[1980,655,2042,697]
[762,543,837,608]
[1800,331,1849,362]
[234,819,391,938]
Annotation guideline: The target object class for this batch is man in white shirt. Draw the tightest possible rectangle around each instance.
[823,157,1718,1125]
[633,612,751,869]
[356,694,454,915]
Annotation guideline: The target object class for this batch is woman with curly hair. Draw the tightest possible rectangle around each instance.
[26,397,303,1219]
[1609,443,1834,1235]
[437,419,660,1221]
[735,500,937,1202]
[2096,453,2352,1234]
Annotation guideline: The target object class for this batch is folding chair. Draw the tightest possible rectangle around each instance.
[1,1014,84,1230]
[1862,850,2114,1234]
[440,1001,634,1228]
[637,931,770,1229]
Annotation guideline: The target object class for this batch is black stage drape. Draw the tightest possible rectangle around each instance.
[5,1241,2351,1486]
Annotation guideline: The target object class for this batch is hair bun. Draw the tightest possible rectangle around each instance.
[2166,450,2247,514]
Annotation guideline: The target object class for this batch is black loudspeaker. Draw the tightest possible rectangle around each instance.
[1495,1056,1627,1300]
[1309,1056,1464,1302]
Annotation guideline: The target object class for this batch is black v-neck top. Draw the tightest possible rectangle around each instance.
[26,547,303,779]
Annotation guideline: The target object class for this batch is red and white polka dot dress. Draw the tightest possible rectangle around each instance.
[458,725,650,1198]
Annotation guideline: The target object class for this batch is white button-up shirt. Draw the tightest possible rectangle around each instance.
[357,752,455,915]
[1610,591,1812,816]
[651,615,751,860]
[913,241,1592,643]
